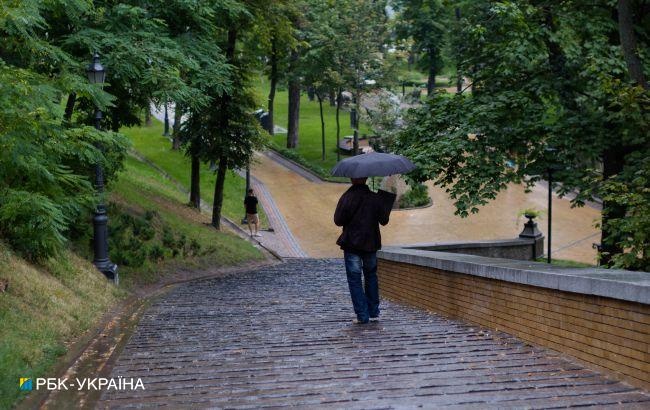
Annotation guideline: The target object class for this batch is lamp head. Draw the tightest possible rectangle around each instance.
[86,52,106,85]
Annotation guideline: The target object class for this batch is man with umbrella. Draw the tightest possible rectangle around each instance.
[332,153,415,324]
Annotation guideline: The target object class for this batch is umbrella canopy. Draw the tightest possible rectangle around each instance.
[331,152,416,178]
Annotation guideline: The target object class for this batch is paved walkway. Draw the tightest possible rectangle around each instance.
[245,171,307,258]
[251,153,601,264]
[100,260,649,408]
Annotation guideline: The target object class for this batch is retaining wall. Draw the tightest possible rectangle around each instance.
[377,247,650,390]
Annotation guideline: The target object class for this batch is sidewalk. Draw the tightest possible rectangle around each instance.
[252,152,601,264]
[99,259,649,408]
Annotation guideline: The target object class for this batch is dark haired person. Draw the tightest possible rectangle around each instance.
[244,189,261,237]
[334,177,395,324]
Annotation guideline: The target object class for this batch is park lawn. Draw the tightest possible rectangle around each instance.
[254,76,372,175]
[120,119,268,228]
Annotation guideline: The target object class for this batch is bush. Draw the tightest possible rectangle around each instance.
[0,64,129,260]
[148,244,165,262]
[0,190,68,260]
[399,183,430,208]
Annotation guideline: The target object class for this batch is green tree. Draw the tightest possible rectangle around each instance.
[329,0,389,155]
[180,0,266,229]
[0,0,128,259]
[65,2,198,132]
[394,0,448,95]
[395,0,649,268]
[248,0,299,136]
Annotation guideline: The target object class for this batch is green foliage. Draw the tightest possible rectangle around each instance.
[394,0,448,89]
[517,208,543,219]
[0,60,129,260]
[107,204,208,268]
[601,154,650,271]
[399,183,430,208]
[395,0,649,268]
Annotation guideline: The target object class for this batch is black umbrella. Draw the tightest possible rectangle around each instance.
[330,152,416,178]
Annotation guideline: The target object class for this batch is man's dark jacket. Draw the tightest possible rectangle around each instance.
[334,184,395,252]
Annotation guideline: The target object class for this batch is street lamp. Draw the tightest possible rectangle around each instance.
[163,100,171,137]
[86,53,118,283]
[544,147,562,265]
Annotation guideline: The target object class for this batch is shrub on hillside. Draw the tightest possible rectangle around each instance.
[106,204,197,268]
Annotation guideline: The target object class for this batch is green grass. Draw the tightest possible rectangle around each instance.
[253,69,457,179]
[120,119,268,228]
[0,244,123,409]
[107,155,264,287]
[254,76,372,178]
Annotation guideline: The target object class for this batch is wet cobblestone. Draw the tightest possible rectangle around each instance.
[100,259,649,408]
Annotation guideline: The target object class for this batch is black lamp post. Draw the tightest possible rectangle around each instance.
[87,53,118,283]
[163,101,171,137]
[544,147,561,265]
[547,166,554,264]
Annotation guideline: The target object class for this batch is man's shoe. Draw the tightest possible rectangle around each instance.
[369,317,379,322]
[352,319,369,324]
[253,233,262,237]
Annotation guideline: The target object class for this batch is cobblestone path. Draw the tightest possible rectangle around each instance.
[100,260,649,409]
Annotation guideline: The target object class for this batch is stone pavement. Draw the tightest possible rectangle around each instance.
[99,259,649,408]
[251,152,601,264]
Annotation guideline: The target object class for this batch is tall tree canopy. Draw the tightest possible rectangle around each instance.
[394,0,447,95]
[395,0,650,269]
[0,0,129,259]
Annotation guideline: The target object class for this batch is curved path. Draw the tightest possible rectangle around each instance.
[251,152,601,264]
[99,260,649,408]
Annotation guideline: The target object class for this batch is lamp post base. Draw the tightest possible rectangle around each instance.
[94,260,119,284]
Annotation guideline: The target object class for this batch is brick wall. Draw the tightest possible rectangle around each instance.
[378,259,650,390]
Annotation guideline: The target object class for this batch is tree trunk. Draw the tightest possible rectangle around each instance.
[172,102,182,150]
[287,82,300,148]
[455,7,463,93]
[317,93,325,160]
[63,93,76,125]
[267,36,278,136]
[144,105,152,127]
[211,28,238,228]
[426,50,437,96]
[111,110,120,132]
[600,147,627,265]
[617,0,648,89]
[335,88,341,162]
[211,157,228,229]
[287,48,300,148]
[190,154,201,210]
[329,89,336,106]
[352,89,360,156]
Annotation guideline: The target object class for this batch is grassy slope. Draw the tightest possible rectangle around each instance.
[2,153,263,408]
[0,245,122,409]
[110,155,264,287]
[120,119,268,228]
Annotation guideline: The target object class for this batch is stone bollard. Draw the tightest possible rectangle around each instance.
[519,213,544,260]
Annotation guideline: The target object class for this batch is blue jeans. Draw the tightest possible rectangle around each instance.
[344,251,380,323]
